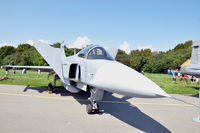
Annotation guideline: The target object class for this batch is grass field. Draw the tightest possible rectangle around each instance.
[0,68,199,94]
[145,73,199,94]
[0,69,62,87]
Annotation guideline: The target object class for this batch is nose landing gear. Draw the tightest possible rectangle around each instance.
[86,87,104,114]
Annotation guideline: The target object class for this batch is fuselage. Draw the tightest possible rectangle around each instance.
[63,45,170,98]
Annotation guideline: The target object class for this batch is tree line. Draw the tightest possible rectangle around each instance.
[0,41,192,73]
[116,40,192,73]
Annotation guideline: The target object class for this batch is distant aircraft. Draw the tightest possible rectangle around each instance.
[180,40,200,77]
[1,40,170,114]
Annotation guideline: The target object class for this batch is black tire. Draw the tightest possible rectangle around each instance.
[86,104,93,114]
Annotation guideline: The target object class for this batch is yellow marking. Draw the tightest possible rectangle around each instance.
[0,92,193,107]
[0,92,89,102]
[130,102,192,107]
[98,100,192,106]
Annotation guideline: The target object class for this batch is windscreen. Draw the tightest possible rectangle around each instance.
[87,47,114,60]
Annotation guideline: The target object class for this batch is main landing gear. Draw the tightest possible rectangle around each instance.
[86,88,104,114]
[47,74,60,94]
[47,83,54,94]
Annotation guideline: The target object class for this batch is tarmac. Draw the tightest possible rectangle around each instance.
[0,84,199,133]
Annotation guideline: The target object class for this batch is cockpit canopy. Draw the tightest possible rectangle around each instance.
[77,45,114,60]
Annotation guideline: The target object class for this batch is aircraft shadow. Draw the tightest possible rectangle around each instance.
[186,92,199,98]
[102,93,171,133]
[190,94,199,98]
[24,86,171,133]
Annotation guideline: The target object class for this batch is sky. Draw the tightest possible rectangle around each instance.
[0,0,199,53]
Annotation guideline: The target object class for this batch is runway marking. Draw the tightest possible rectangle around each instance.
[0,92,193,107]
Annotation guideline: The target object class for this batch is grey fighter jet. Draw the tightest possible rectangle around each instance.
[1,40,170,114]
[180,40,200,77]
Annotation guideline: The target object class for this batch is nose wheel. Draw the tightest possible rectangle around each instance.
[86,87,104,114]
[86,101,100,114]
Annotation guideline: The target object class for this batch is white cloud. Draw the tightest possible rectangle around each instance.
[67,36,92,49]
[0,43,16,48]
[26,39,50,45]
[119,41,131,54]
[38,39,50,44]
[137,45,155,51]
[26,40,34,45]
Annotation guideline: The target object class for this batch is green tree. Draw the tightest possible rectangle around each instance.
[51,42,61,48]
[0,46,15,65]
[2,52,21,65]
[31,47,48,65]
[16,44,32,52]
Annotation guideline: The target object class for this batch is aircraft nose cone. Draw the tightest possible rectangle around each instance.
[90,62,170,98]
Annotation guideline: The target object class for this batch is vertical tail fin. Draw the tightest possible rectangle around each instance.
[191,40,200,64]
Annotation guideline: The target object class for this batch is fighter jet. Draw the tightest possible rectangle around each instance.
[2,40,170,114]
[180,40,200,77]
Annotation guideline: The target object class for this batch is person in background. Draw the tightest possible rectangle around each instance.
[177,72,181,80]
[192,76,196,83]
[183,74,189,84]
[196,78,199,85]
[172,72,176,83]
[5,67,9,76]
[22,68,27,74]
[167,69,171,75]
[188,75,192,83]
[38,69,41,74]
[191,76,194,83]
[141,71,144,75]
[13,67,16,74]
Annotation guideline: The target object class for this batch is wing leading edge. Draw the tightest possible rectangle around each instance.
[1,65,53,70]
